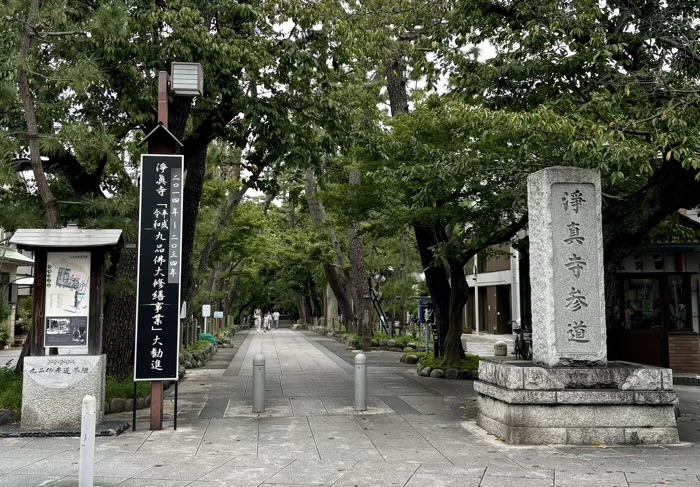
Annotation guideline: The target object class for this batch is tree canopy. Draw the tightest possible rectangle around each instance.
[2,0,699,370]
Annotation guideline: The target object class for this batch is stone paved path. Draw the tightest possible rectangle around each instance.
[1,328,700,487]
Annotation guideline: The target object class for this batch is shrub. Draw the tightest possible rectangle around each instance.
[185,340,211,353]
[105,377,151,402]
[0,366,22,414]
[402,352,480,371]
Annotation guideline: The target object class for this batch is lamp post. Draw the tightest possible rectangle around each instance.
[138,63,202,431]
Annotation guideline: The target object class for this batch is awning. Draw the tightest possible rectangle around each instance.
[0,247,34,266]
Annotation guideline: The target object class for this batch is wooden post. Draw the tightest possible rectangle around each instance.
[31,249,47,357]
[149,70,171,431]
[88,250,105,355]
[150,380,164,430]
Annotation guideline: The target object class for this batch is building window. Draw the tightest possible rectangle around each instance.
[619,274,693,331]
[667,275,690,329]
[623,278,661,330]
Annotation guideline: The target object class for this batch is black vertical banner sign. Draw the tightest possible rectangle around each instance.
[134,154,184,381]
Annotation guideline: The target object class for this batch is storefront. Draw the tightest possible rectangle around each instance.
[609,249,700,372]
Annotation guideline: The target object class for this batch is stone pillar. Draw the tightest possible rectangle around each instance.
[528,167,606,367]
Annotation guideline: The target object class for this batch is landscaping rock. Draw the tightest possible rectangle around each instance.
[110,398,125,414]
[430,369,445,378]
[179,354,185,364]
[125,399,134,412]
[402,347,413,353]
[146,396,151,407]
[405,355,419,365]
[387,340,396,347]
[371,339,379,347]
[399,355,405,363]
[407,342,417,349]
[104,402,109,415]
[420,366,432,377]
[184,360,193,369]
[445,369,459,380]
[0,410,17,426]
[136,397,145,410]
[378,340,387,347]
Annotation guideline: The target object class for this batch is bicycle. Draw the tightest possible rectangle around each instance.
[512,320,533,360]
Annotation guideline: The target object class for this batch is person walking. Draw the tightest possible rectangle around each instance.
[263,311,272,332]
[272,310,280,329]
[254,308,262,333]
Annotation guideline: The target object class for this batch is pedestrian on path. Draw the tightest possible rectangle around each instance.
[272,310,280,329]
[263,311,272,332]
[254,308,262,333]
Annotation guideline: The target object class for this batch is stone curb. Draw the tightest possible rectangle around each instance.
[105,341,221,415]
[311,326,425,353]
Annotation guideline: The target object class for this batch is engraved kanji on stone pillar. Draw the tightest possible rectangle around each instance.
[528,167,606,367]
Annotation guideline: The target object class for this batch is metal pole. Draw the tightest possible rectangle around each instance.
[473,257,480,334]
[253,355,265,413]
[420,297,428,353]
[174,380,178,430]
[132,381,136,431]
[354,353,367,411]
[204,316,207,335]
[79,395,96,487]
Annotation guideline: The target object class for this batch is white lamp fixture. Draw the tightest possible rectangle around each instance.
[170,62,204,96]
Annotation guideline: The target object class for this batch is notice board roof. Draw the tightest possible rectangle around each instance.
[10,229,123,250]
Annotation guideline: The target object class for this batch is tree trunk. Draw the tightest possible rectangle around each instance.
[18,0,59,229]
[181,144,209,307]
[444,258,468,364]
[384,49,454,352]
[399,232,408,332]
[263,173,277,215]
[414,225,451,357]
[348,168,372,351]
[385,53,410,117]
[305,168,355,324]
[323,263,355,328]
[102,243,138,378]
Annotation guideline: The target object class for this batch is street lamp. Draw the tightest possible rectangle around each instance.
[170,62,204,96]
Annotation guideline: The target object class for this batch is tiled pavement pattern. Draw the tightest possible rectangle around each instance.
[1,327,700,487]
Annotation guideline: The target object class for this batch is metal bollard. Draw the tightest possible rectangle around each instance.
[79,395,96,487]
[354,353,367,411]
[253,355,265,413]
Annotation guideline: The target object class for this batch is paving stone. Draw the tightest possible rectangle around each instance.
[132,455,235,480]
[552,470,628,487]
[49,476,126,486]
[0,474,65,486]
[404,473,482,487]
[481,477,554,487]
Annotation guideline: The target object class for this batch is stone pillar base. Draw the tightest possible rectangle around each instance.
[475,358,679,445]
[21,355,105,430]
